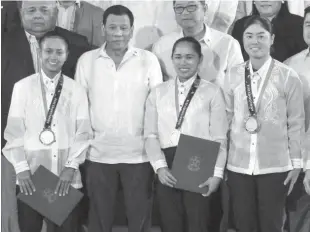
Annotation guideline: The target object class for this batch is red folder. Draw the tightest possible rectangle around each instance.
[17,165,83,226]
[171,134,220,194]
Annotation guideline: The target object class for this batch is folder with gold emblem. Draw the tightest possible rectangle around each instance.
[17,165,83,226]
[171,134,220,194]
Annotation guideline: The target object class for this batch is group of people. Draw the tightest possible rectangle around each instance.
[1,1,310,232]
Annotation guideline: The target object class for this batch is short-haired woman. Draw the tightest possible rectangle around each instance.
[224,15,305,232]
[144,36,228,232]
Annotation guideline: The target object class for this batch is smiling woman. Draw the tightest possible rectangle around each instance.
[171,36,203,83]
[232,0,307,62]
[144,36,228,232]
[39,31,69,78]
[223,14,305,232]
[242,16,274,64]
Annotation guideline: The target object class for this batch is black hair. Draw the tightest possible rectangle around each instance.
[305,6,310,20]
[102,5,134,27]
[252,1,290,18]
[171,36,202,58]
[173,1,205,6]
[39,31,69,51]
[243,15,274,35]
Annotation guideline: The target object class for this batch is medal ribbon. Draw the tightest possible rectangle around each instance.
[40,73,64,130]
[174,75,201,130]
[244,59,275,117]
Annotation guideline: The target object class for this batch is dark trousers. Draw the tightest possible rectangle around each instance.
[17,187,80,232]
[157,147,210,232]
[227,171,289,232]
[287,174,310,232]
[86,160,154,232]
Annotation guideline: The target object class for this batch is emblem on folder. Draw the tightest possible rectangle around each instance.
[187,156,201,172]
[43,188,58,204]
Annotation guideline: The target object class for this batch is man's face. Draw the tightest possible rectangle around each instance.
[304,13,310,46]
[103,14,133,51]
[174,1,206,29]
[40,37,68,73]
[20,1,57,35]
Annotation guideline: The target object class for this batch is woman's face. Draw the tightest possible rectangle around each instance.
[254,1,282,18]
[172,41,202,82]
[243,23,274,59]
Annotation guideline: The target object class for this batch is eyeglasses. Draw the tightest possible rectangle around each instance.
[174,5,198,14]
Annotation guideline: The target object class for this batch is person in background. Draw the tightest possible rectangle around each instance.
[224,15,304,232]
[92,0,238,50]
[145,36,228,232]
[236,0,310,18]
[284,6,310,232]
[1,1,90,231]
[232,0,307,62]
[2,31,92,232]
[75,5,163,232]
[57,0,104,46]
[206,0,239,33]
[152,0,243,88]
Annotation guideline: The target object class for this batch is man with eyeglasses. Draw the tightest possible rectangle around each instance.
[152,0,243,87]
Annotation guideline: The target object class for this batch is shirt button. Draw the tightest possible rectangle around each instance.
[51,93,54,96]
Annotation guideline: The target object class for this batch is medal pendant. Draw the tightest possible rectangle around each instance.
[245,116,260,134]
[39,129,56,146]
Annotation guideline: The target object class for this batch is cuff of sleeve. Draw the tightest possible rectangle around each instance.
[14,161,30,174]
[152,160,168,173]
[64,160,79,170]
[145,134,157,139]
[306,161,310,171]
[213,167,224,179]
[291,159,302,169]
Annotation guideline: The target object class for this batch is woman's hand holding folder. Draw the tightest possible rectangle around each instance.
[199,176,221,197]
[17,170,36,195]
[158,167,177,188]
[54,167,75,196]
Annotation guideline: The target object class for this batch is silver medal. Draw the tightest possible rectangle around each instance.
[39,129,56,146]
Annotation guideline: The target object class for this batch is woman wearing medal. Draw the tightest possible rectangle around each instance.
[144,36,228,232]
[223,15,305,232]
[2,31,92,232]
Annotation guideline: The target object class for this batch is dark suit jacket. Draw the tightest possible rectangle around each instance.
[1,1,21,34]
[73,1,104,46]
[232,13,307,62]
[1,27,91,146]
